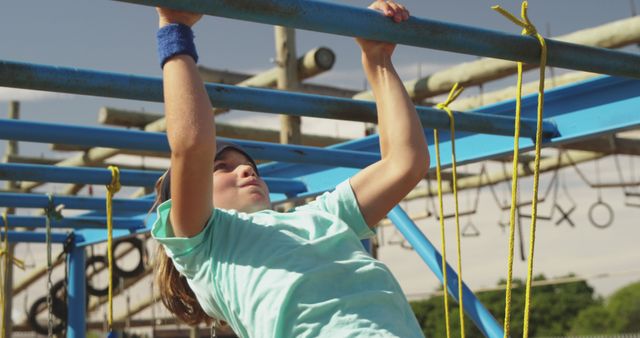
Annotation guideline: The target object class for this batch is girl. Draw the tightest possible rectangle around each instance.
[152,1,428,337]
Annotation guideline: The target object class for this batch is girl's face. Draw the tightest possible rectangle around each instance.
[212,149,271,213]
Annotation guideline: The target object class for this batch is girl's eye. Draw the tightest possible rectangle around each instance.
[214,164,227,171]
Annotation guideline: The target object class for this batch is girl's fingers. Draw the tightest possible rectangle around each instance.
[385,1,402,22]
[373,1,410,22]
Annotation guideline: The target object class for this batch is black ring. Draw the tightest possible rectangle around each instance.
[85,255,120,297]
[588,200,614,229]
[27,296,65,335]
[48,280,68,321]
[111,237,146,279]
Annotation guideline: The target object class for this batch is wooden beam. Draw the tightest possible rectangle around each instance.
[97,107,350,146]
[275,26,301,145]
[448,71,598,111]
[199,46,334,89]
[24,48,339,194]
[405,150,607,201]
[561,135,640,156]
[354,16,640,101]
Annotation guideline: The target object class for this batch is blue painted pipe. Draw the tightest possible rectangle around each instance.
[119,0,640,79]
[0,231,70,244]
[0,192,153,212]
[0,163,160,187]
[0,163,307,194]
[67,245,86,338]
[0,118,379,169]
[0,60,557,138]
[0,215,143,230]
[387,206,503,338]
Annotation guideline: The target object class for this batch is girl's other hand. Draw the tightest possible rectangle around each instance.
[356,0,410,58]
[157,7,203,28]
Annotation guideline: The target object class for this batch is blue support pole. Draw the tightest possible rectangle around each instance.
[0,61,557,138]
[0,215,143,230]
[67,244,86,338]
[0,163,307,194]
[118,0,640,79]
[387,206,503,338]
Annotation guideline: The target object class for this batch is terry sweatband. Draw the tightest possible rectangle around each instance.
[157,23,199,68]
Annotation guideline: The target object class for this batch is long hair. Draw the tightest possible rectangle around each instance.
[152,172,213,326]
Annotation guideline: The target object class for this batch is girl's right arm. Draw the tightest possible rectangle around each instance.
[158,8,216,238]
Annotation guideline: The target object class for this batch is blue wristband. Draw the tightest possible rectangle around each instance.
[157,23,199,68]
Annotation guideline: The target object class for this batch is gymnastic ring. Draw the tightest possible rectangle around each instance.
[588,200,614,229]
[27,296,65,335]
[85,254,120,297]
[111,237,146,279]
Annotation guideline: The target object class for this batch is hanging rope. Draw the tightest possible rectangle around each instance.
[492,2,548,337]
[0,212,24,338]
[434,83,465,338]
[106,166,121,336]
[44,194,62,338]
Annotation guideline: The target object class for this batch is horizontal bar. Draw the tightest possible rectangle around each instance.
[0,231,71,244]
[0,163,307,194]
[0,192,153,212]
[0,118,378,169]
[0,215,143,230]
[0,60,558,138]
[0,163,159,187]
[119,0,640,79]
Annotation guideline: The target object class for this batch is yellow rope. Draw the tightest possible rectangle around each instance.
[0,214,25,271]
[434,83,465,338]
[106,166,121,333]
[492,2,547,338]
[0,212,25,338]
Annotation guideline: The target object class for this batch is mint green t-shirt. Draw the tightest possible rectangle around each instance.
[152,179,424,338]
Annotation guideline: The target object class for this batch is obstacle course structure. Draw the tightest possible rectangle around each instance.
[2,1,640,337]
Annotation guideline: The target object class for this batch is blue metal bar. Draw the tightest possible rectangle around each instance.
[0,163,307,194]
[0,118,378,169]
[119,0,640,79]
[0,192,153,212]
[0,60,557,138]
[0,163,159,187]
[263,75,640,181]
[0,215,143,230]
[67,244,86,338]
[0,231,70,244]
[387,206,503,338]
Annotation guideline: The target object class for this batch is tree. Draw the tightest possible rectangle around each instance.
[411,274,598,337]
[607,281,640,332]
[569,304,615,335]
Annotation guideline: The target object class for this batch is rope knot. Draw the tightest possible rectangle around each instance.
[44,194,64,222]
[492,1,538,37]
[107,165,121,194]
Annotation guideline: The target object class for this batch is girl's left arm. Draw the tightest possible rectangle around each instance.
[350,0,429,227]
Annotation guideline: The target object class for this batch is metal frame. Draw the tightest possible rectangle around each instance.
[2,1,640,337]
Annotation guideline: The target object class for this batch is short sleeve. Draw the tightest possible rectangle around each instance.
[302,179,375,239]
[151,200,216,278]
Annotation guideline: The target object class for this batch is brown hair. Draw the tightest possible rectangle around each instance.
[152,173,213,326]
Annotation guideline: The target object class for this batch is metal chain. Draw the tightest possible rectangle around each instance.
[46,194,54,337]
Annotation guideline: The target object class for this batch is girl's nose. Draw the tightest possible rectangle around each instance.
[238,164,257,177]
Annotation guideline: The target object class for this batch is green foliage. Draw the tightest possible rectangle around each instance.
[606,281,640,332]
[410,274,605,337]
[569,304,616,335]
